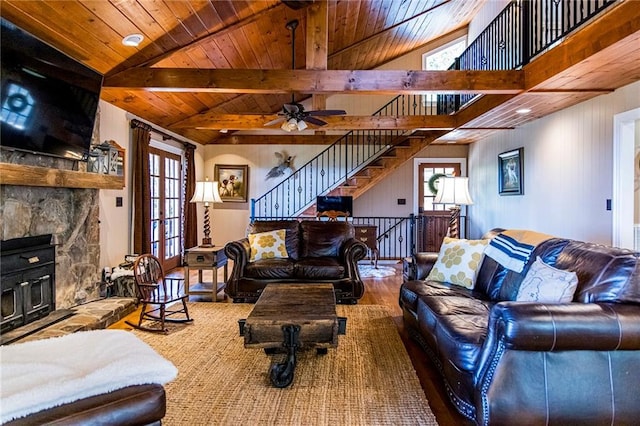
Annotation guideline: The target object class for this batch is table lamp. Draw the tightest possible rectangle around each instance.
[190,178,222,247]
[433,176,473,239]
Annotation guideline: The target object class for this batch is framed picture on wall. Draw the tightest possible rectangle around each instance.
[498,148,524,195]
[215,164,249,202]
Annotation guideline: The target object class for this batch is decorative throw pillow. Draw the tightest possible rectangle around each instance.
[516,256,578,303]
[426,237,489,289]
[248,229,289,262]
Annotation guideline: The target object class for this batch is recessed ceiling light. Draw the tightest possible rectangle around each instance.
[122,34,144,47]
[516,108,531,114]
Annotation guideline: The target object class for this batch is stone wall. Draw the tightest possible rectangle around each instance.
[0,151,101,309]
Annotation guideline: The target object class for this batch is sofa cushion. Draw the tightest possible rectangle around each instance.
[300,221,353,258]
[516,257,578,303]
[476,238,570,302]
[417,296,491,372]
[248,229,288,262]
[295,257,345,280]
[401,280,489,316]
[244,258,295,279]
[248,220,300,260]
[554,241,640,304]
[426,237,488,289]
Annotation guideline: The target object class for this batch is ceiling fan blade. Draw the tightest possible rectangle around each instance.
[264,116,286,126]
[306,109,347,116]
[303,116,328,126]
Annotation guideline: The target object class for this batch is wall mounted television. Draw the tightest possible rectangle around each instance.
[0,18,103,161]
[316,196,353,216]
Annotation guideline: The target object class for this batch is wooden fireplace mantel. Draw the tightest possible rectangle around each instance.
[0,163,124,190]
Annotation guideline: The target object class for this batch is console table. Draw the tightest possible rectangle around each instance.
[354,225,379,268]
[184,246,228,301]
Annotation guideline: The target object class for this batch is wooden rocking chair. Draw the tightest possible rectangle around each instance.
[126,254,193,333]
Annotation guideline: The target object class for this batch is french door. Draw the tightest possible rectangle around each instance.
[149,148,182,271]
[417,163,461,252]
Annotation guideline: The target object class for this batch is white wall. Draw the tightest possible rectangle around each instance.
[468,80,640,243]
[97,102,132,268]
[201,144,327,245]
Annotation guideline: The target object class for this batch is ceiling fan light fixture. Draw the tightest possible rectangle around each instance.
[281,118,298,132]
[296,120,308,131]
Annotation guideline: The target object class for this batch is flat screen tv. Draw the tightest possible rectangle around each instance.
[316,196,353,216]
[0,18,103,161]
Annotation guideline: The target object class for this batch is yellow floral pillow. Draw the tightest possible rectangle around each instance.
[248,229,289,262]
[426,237,489,289]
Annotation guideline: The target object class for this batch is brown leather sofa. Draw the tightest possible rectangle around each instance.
[225,219,367,303]
[5,384,166,425]
[400,229,640,425]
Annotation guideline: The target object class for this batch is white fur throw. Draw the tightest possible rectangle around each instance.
[0,329,177,423]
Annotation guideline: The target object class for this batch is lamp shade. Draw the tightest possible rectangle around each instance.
[434,176,474,205]
[190,180,222,204]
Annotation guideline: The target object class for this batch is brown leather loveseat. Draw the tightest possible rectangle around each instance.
[225,219,367,303]
[400,229,640,425]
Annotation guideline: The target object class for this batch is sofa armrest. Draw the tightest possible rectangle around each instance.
[488,302,640,351]
[474,301,640,425]
[338,238,367,300]
[224,238,250,297]
[410,252,439,280]
[340,238,368,267]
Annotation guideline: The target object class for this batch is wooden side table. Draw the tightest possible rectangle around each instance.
[354,225,379,268]
[184,246,228,301]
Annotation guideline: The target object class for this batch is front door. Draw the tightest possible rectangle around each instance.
[149,148,182,271]
[417,163,461,252]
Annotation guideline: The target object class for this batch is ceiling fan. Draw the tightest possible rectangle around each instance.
[264,19,346,132]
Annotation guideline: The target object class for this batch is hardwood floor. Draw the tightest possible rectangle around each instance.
[110,263,472,425]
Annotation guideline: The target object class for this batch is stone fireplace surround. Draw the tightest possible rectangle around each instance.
[0,151,102,310]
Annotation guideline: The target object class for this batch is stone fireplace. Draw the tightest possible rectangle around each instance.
[0,153,102,317]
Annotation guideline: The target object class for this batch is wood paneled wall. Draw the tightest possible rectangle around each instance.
[467,80,640,244]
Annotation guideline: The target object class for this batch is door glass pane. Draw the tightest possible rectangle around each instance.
[149,153,161,257]
[420,164,459,211]
[148,148,183,269]
[164,157,181,262]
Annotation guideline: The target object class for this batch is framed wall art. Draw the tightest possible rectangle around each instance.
[215,164,249,202]
[498,148,524,195]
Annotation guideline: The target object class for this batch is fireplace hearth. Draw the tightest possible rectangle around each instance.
[1,234,56,334]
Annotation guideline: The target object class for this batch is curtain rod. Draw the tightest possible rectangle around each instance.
[130,118,197,150]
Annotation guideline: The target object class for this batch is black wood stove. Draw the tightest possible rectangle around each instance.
[1,234,55,333]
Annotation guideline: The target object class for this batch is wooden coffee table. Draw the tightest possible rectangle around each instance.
[239,283,346,388]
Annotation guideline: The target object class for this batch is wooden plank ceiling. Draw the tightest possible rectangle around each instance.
[1,0,639,146]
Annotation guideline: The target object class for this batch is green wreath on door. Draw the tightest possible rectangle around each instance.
[428,173,447,195]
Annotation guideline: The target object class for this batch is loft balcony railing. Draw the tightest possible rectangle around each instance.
[251,94,439,219]
[439,0,616,113]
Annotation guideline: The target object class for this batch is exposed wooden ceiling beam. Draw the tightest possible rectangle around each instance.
[215,134,340,145]
[103,69,524,94]
[174,114,456,130]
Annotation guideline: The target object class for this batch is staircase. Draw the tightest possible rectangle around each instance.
[323,130,447,201]
[251,95,444,219]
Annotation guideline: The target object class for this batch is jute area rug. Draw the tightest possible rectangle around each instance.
[132,303,438,425]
